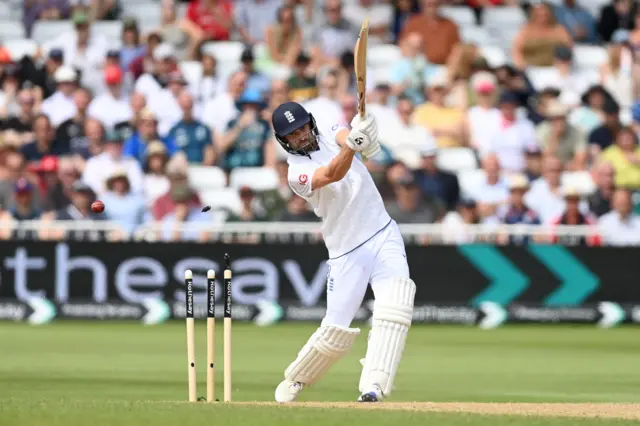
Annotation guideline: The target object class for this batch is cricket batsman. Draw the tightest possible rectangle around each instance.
[271,101,416,403]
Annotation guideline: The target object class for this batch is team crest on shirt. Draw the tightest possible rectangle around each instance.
[331,124,338,131]
[298,174,308,184]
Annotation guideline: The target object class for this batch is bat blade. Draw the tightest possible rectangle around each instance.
[354,18,369,119]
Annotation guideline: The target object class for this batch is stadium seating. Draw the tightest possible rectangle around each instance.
[188,166,227,192]
[229,167,279,192]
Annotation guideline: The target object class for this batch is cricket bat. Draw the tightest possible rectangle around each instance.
[354,19,376,161]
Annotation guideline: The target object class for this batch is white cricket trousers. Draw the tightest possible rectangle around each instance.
[321,220,410,328]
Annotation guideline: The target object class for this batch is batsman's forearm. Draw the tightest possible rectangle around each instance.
[326,146,356,181]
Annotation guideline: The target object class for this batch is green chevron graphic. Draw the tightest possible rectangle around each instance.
[528,245,600,306]
[458,245,529,306]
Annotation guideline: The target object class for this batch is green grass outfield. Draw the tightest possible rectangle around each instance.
[1,322,639,425]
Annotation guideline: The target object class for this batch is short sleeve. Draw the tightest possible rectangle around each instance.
[288,162,321,199]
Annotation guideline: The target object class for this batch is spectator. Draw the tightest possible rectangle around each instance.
[237,47,271,97]
[601,37,633,109]
[264,5,302,69]
[553,0,598,43]
[88,65,132,129]
[31,49,66,100]
[119,17,145,71]
[588,99,621,155]
[401,0,459,65]
[588,161,616,216]
[24,1,70,36]
[57,87,92,156]
[523,145,543,182]
[21,115,69,163]
[528,87,561,125]
[3,89,38,144]
[338,94,358,128]
[202,70,248,140]
[39,156,76,212]
[156,0,191,60]
[379,96,432,169]
[4,178,41,221]
[264,80,291,122]
[414,143,460,211]
[219,90,274,172]
[465,71,501,153]
[261,157,293,218]
[235,0,281,46]
[412,71,464,149]
[343,0,393,45]
[151,155,201,221]
[101,169,146,235]
[275,194,319,222]
[77,118,106,160]
[0,66,22,118]
[83,129,144,195]
[385,173,444,223]
[149,71,191,136]
[599,188,640,245]
[512,2,572,69]
[391,0,420,43]
[569,85,610,134]
[169,92,215,164]
[135,43,178,100]
[496,173,540,223]
[40,66,78,127]
[115,92,147,141]
[191,50,223,105]
[142,141,171,207]
[310,0,357,70]
[302,71,342,132]
[441,198,480,244]
[128,32,163,81]
[601,126,640,189]
[389,32,432,104]
[467,154,509,222]
[160,184,209,242]
[487,91,537,172]
[597,0,636,42]
[550,186,599,245]
[183,0,234,43]
[536,101,587,170]
[122,108,177,166]
[227,186,268,222]
[540,46,595,107]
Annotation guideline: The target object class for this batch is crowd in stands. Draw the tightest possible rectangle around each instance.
[0,0,639,245]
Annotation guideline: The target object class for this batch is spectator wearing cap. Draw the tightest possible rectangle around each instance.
[535,46,594,107]
[120,17,146,71]
[287,53,317,103]
[493,174,541,241]
[485,91,537,172]
[155,0,191,60]
[465,72,501,152]
[235,0,282,46]
[191,49,223,105]
[412,71,464,148]
[87,65,132,129]
[549,186,599,246]
[599,188,640,245]
[148,71,192,136]
[100,169,146,235]
[601,126,640,189]
[467,154,509,222]
[588,99,622,154]
[261,4,302,72]
[55,87,92,155]
[83,129,144,195]
[169,92,214,165]
[523,145,543,182]
[37,156,75,212]
[553,0,597,43]
[310,0,358,70]
[182,0,234,43]
[598,0,637,42]
[389,32,432,105]
[202,71,248,140]
[6,178,41,221]
[536,101,587,170]
[134,43,178,100]
[20,115,70,163]
[512,2,573,69]
[588,161,616,217]
[385,172,444,224]
[219,90,274,172]
[123,108,177,166]
[3,89,38,144]
[400,0,459,65]
[143,141,171,207]
[414,140,460,211]
[152,154,202,221]
[40,66,78,127]
[568,85,610,134]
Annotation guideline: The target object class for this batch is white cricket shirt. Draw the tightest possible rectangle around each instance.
[287,123,391,258]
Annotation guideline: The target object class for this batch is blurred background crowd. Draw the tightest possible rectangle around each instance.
[0,0,639,245]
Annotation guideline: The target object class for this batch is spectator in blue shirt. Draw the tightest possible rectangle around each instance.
[494,174,541,245]
[20,115,70,163]
[219,90,274,172]
[168,92,215,164]
[123,108,177,165]
[101,169,147,236]
[554,0,598,43]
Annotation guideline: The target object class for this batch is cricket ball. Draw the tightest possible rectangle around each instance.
[91,200,105,213]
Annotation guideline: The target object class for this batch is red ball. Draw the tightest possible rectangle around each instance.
[91,200,105,213]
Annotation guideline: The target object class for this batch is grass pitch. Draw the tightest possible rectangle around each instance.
[1,322,639,425]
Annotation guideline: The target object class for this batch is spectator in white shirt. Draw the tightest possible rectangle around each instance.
[343,0,393,45]
[599,188,640,245]
[303,70,342,132]
[487,91,537,172]
[468,154,510,222]
[142,141,171,207]
[310,0,357,71]
[82,129,144,196]
[201,70,248,141]
[191,50,223,106]
[148,71,192,137]
[466,71,502,153]
[135,43,177,101]
[40,66,78,127]
[88,65,133,129]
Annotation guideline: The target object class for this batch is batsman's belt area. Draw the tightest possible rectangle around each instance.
[237,402,640,420]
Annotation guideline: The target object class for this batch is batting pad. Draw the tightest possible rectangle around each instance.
[359,277,416,396]
[284,325,360,386]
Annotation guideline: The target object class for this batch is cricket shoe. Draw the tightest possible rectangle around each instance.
[358,385,383,402]
[275,380,304,402]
